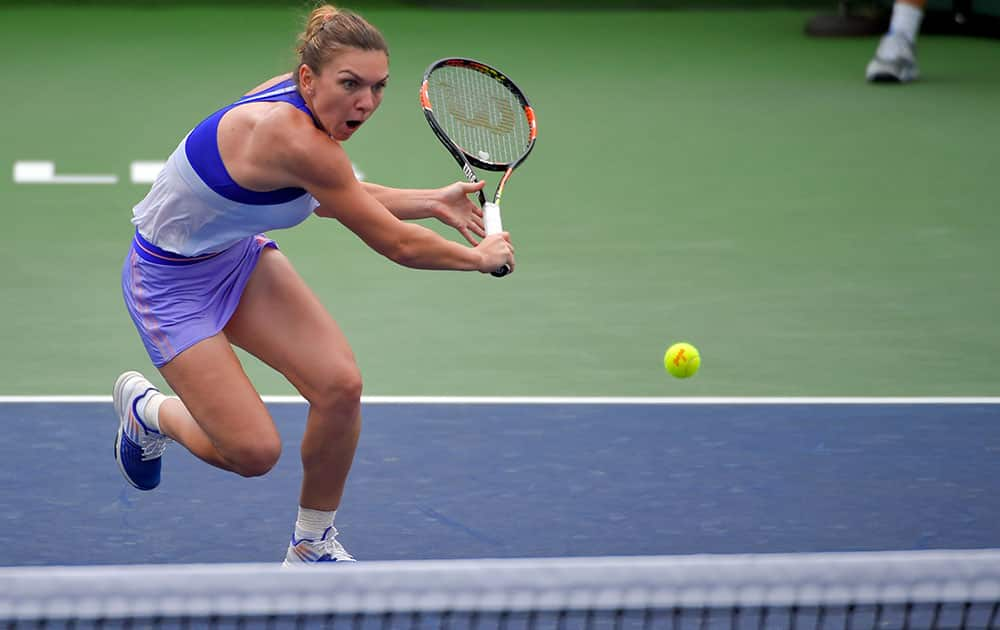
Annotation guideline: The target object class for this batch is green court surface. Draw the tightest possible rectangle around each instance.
[1,6,998,396]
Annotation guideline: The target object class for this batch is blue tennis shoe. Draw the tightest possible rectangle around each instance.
[113,371,171,491]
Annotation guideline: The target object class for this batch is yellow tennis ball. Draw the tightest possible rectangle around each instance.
[664,342,701,378]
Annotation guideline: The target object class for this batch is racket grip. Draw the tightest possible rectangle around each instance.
[482,202,510,277]
[483,202,503,235]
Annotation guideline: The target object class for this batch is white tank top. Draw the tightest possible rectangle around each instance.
[131,80,320,256]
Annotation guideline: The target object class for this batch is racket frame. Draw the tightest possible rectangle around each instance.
[420,57,537,277]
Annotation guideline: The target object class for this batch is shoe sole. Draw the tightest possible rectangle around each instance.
[280,558,355,567]
[867,72,916,83]
[866,62,918,83]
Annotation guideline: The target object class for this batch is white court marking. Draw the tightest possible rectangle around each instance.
[13,161,118,185]
[130,161,164,183]
[15,161,366,185]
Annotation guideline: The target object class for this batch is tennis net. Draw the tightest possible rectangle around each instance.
[2,549,998,629]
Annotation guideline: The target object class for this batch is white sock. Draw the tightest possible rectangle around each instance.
[295,507,336,540]
[137,391,166,433]
[890,2,923,43]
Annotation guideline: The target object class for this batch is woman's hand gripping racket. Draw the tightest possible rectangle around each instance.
[420,58,537,277]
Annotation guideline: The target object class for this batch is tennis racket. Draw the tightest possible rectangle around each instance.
[420,57,537,277]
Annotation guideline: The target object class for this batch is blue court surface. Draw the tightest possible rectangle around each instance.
[1,401,998,567]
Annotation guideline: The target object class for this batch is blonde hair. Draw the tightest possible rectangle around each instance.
[294,4,388,84]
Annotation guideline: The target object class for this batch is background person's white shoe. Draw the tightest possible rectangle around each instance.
[866,32,920,83]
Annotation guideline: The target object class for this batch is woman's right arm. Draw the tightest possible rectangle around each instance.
[253,110,514,273]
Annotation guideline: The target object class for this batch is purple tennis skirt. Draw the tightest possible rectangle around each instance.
[121,231,276,367]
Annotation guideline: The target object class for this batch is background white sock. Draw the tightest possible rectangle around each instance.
[890,2,924,43]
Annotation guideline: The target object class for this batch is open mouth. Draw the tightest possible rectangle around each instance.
[346,120,362,130]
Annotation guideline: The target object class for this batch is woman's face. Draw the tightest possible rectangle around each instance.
[301,48,389,142]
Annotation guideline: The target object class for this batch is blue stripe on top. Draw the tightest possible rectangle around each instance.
[133,230,225,266]
[184,79,319,205]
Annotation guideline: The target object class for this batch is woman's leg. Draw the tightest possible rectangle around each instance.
[223,247,362,511]
[156,333,282,478]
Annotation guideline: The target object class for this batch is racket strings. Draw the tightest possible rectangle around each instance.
[427,66,530,165]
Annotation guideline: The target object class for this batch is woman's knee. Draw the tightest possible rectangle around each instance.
[226,434,282,477]
[303,361,363,414]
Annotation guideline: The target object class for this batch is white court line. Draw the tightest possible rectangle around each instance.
[13,161,118,184]
[13,161,364,185]
[130,161,164,183]
[0,396,999,405]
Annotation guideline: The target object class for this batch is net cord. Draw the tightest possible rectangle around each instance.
[2,550,999,621]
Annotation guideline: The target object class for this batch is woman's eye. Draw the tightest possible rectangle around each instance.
[342,80,357,89]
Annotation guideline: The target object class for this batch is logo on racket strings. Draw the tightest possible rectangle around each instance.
[437,82,517,135]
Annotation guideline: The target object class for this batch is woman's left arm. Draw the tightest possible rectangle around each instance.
[362,181,487,245]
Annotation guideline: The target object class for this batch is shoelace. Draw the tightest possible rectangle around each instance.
[140,433,171,461]
[321,528,355,561]
[120,383,170,461]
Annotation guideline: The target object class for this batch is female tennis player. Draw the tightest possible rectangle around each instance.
[114,4,515,565]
